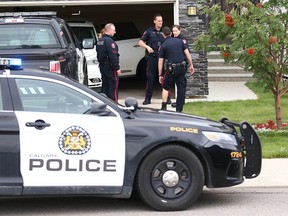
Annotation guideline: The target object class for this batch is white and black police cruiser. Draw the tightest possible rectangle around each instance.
[0,58,261,211]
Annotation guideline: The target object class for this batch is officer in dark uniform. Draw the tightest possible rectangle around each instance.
[158,26,194,112]
[96,23,121,102]
[138,14,165,105]
[170,24,190,108]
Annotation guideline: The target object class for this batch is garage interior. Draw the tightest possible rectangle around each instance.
[0,3,175,100]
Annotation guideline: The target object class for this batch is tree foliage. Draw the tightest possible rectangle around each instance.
[195,0,288,127]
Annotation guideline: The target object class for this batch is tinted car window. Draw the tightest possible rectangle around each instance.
[15,78,93,114]
[97,22,141,41]
[0,24,61,49]
[70,26,97,44]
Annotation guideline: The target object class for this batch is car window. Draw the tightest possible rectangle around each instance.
[15,78,93,114]
[70,26,97,45]
[0,24,61,49]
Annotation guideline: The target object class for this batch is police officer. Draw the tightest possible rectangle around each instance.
[158,26,194,112]
[170,24,190,108]
[138,14,165,105]
[96,23,121,102]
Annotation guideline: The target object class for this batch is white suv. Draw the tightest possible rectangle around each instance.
[111,22,146,79]
[69,21,147,88]
[68,21,102,89]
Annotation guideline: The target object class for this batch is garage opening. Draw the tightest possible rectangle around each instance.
[0,2,174,100]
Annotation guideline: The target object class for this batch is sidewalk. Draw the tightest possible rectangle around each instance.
[238,158,288,187]
[119,81,258,110]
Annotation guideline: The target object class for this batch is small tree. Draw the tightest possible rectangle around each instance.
[195,0,288,128]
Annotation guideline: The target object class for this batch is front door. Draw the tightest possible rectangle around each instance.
[12,77,125,188]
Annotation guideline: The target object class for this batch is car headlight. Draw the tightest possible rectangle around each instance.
[203,131,237,145]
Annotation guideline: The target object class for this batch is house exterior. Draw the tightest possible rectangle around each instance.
[0,0,238,98]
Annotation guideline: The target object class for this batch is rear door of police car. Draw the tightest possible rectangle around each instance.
[8,75,125,194]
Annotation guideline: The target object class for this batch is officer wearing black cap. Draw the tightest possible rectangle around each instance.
[138,14,165,105]
[158,26,194,112]
[96,23,121,102]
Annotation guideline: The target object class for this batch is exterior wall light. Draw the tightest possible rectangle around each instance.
[187,4,197,16]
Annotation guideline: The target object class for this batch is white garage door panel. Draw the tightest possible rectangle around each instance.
[0,0,176,7]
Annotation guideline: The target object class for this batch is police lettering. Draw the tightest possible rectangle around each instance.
[170,127,198,133]
[29,159,117,172]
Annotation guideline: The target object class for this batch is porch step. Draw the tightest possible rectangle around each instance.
[207,51,253,82]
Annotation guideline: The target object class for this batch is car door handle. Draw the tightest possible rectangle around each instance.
[25,120,51,130]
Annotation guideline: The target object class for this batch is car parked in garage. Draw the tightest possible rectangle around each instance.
[111,22,147,80]
[0,58,261,211]
[69,20,147,84]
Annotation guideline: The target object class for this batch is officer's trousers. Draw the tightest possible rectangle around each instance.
[99,64,119,102]
[144,56,158,101]
[163,66,186,112]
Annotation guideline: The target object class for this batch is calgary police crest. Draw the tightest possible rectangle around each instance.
[58,126,91,155]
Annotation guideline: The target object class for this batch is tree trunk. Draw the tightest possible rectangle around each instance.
[275,92,282,128]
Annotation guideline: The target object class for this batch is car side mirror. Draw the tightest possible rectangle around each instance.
[82,38,94,49]
[90,102,111,116]
[124,97,138,112]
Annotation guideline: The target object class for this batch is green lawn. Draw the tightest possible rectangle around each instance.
[183,81,288,158]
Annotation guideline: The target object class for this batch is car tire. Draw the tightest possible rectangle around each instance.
[136,144,204,211]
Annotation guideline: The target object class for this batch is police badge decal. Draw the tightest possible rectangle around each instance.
[58,126,91,155]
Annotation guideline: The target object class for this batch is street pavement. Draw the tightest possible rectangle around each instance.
[118,81,288,187]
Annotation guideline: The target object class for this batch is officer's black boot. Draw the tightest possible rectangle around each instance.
[161,102,167,110]
[167,96,172,104]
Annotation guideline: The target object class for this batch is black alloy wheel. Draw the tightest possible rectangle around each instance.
[136,144,204,211]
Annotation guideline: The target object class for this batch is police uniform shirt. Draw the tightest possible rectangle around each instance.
[158,36,186,63]
[140,27,165,52]
[176,33,189,51]
[96,34,120,70]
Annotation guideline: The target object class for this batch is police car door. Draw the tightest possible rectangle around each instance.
[12,77,125,191]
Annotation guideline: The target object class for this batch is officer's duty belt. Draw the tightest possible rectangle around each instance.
[148,52,159,57]
[171,61,186,67]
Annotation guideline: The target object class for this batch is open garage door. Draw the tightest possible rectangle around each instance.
[0,0,175,100]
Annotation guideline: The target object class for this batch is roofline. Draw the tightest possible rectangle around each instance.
[0,0,176,7]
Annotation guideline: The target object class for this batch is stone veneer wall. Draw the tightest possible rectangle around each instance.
[179,0,208,98]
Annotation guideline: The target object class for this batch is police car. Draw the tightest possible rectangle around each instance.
[0,58,261,211]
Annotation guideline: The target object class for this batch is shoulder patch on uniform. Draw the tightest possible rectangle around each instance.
[183,39,187,44]
[111,43,116,49]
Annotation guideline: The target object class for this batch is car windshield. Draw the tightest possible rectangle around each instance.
[0,24,61,49]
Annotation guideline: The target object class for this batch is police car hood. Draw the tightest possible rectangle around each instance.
[132,107,234,134]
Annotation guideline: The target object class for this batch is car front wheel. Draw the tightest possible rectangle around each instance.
[136,144,204,211]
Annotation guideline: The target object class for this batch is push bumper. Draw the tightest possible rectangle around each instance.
[221,118,262,179]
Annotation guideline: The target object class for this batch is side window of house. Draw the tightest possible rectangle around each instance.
[15,78,93,114]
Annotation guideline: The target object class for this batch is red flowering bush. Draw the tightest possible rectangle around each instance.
[247,48,255,56]
[223,52,230,58]
[225,13,234,27]
[268,36,277,44]
[256,3,263,8]
[195,0,288,128]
